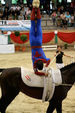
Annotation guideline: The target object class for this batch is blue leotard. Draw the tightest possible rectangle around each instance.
[29,19,50,66]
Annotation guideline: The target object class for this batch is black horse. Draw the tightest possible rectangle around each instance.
[0,63,75,113]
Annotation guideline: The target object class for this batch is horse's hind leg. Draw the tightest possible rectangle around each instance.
[46,101,56,113]
[0,97,7,113]
[0,86,19,113]
[56,102,62,113]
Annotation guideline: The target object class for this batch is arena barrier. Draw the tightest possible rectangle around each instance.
[42,45,57,51]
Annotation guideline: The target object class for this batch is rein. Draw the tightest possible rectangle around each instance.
[60,84,74,87]
[60,82,75,87]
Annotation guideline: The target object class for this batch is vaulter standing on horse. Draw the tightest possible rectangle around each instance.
[29,0,50,76]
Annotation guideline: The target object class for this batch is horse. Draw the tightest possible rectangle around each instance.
[0,63,75,113]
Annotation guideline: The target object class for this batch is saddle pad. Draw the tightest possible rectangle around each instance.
[50,68,62,86]
[21,67,55,102]
[21,67,44,87]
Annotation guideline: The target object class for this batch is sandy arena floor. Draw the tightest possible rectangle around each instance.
[0,50,75,113]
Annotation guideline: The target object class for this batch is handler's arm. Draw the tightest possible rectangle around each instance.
[64,54,73,58]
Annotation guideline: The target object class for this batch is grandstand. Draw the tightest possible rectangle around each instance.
[0,0,75,30]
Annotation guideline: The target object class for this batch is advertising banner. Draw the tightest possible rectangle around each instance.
[0,20,31,31]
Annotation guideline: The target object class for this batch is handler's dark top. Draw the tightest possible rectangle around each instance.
[56,51,64,63]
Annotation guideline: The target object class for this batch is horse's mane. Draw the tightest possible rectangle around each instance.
[60,62,75,71]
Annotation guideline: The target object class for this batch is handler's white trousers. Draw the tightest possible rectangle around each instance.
[56,63,64,69]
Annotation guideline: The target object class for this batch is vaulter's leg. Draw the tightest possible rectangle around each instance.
[32,0,41,33]
[30,8,35,35]
[36,8,42,36]
[29,8,36,46]
[30,0,41,46]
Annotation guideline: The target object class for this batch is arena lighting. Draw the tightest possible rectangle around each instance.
[0,0,5,4]
[59,0,62,3]
[12,0,27,4]
[67,0,71,2]
[54,30,58,34]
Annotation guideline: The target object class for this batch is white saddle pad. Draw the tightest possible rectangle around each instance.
[21,67,55,102]
[21,67,44,87]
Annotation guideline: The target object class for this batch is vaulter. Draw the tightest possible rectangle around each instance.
[29,0,50,76]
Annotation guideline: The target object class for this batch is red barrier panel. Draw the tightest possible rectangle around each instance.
[58,32,75,43]
[10,33,29,44]
[42,32,55,43]
[10,32,55,44]
[10,32,75,44]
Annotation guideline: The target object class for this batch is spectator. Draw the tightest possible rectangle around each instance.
[0,10,3,20]
[18,13,24,20]
[24,4,28,12]
[25,7,31,20]
[65,11,71,26]
[51,11,57,26]
[60,6,64,14]
[71,14,74,26]
[13,13,18,20]
[52,6,57,12]
[16,4,21,15]
[46,4,50,16]
[10,5,16,15]
[57,11,61,27]
[15,8,20,17]
[3,8,9,20]
[60,12,66,25]
[57,11,60,17]
[16,4,21,11]
[20,7,25,19]
[10,5,16,11]
[5,3,9,11]
[1,5,5,12]
[62,17,67,29]
[65,11,71,21]
[0,4,2,10]
[8,14,13,20]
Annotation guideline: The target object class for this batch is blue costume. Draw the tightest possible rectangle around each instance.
[29,19,50,66]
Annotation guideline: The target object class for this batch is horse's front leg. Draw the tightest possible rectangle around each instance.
[46,101,56,113]
[0,97,6,113]
[56,102,62,113]
[0,84,19,113]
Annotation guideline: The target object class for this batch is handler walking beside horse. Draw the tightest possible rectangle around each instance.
[55,45,73,69]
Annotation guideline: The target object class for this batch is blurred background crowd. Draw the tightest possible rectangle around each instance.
[0,0,75,28]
